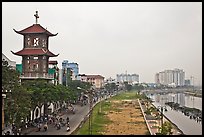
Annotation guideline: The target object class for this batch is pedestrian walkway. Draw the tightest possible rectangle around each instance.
[138,99,183,135]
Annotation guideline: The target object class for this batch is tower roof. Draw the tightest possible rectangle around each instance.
[86,75,105,79]
[13,24,58,36]
[11,48,59,57]
[49,60,58,65]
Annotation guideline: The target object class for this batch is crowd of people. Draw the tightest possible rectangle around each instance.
[36,114,71,132]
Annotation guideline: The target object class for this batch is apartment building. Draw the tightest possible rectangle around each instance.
[155,68,185,87]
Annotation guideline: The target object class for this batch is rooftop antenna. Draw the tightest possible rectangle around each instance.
[34,11,39,24]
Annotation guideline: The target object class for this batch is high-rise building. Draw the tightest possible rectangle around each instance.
[62,60,79,86]
[155,68,185,87]
[67,62,79,80]
[116,73,139,84]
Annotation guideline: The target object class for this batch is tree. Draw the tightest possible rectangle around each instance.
[68,80,92,91]
[132,84,144,91]
[158,121,173,135]
[104,83,118,92]
[2,60,20,91]
[22,79,64,117]
[2,60,31,127]
[124,81,132,91]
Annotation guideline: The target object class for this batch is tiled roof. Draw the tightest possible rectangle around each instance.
[11,48,59,57]
[86,75,105,79]
[13,24,58,36]
[49,60,58,64]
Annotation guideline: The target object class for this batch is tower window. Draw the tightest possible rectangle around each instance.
[33,64,38,70]
[34,37,39,47]
[42,39,46,47]
[43,56,46,59]
[27,37,31,46]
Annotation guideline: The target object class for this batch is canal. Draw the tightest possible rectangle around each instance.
[147,93,202,135]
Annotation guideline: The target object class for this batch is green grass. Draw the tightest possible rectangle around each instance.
[110,90,143,100]
[74,90,146,135]
[74,100,112,135]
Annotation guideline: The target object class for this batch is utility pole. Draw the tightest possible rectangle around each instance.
[88,89,94,135]
[2,90,11,130]
[157,105,167,134]
[77,87,94,135]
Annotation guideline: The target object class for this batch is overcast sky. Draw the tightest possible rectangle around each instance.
[2,2,202,85]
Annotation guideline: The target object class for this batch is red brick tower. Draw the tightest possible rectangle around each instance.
[11,11,59,81]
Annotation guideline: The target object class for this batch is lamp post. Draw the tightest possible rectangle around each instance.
[157,105,167,133]
[89,91,93,135]
[2,89,12,130]
[77,87,94,135]
[99,92,102,113]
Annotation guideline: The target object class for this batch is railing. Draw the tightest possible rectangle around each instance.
[20,73,54,79]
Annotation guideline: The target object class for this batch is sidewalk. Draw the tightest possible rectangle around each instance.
[138,99,184,135]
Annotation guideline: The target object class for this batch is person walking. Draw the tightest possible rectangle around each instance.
[66,116,70,126]
[37,123,41,131]
[66,125,70,132]
[44,123,48,131]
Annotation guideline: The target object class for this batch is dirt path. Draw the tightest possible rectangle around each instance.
[102,99,149,135]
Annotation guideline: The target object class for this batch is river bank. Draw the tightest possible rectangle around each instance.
[151,103,185,135]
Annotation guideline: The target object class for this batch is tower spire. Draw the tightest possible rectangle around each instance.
[34,11,39,24]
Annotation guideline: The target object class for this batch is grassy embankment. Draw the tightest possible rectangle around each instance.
[74,90,148,135]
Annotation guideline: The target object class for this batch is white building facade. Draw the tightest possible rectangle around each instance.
[116,73,139,85]
[2,53,16,69]
[155,68,185,87]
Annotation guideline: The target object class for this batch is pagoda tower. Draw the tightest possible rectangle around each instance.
[11,11,59,82]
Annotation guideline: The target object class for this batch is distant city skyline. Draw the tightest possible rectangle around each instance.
[2,2,202,85]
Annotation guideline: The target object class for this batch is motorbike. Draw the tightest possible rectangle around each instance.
[66,126,70,132]
[56,124,61,130]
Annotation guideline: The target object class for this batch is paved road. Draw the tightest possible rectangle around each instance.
[2,91,121,135]
[24,93,115,135]
[27,103,90,135]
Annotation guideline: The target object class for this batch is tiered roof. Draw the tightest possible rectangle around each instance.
[12,11,58,57]
[13,24,58,36]
[11,48,58,57]
[49,60,58,65]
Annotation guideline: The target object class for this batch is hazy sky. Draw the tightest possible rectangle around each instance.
[2,2,202,85]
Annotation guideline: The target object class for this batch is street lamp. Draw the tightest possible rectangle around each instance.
[2,89,11,130]
[77,87,94,135]
[157,105,167,133]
